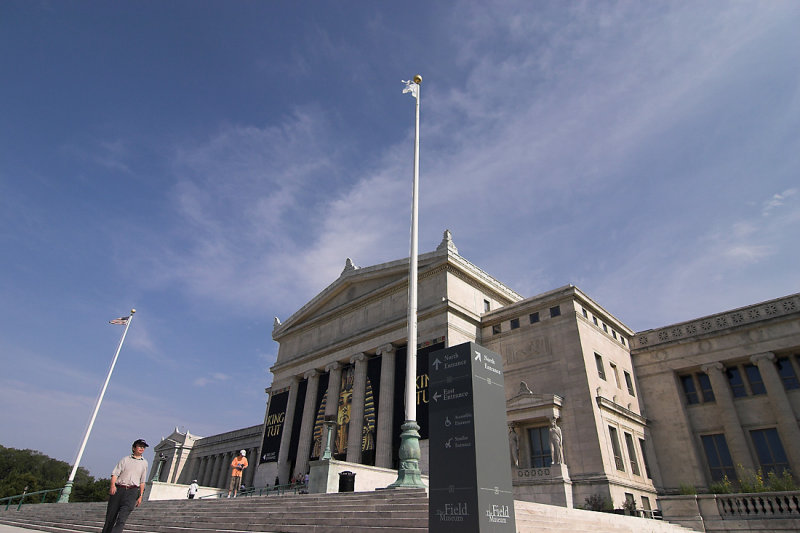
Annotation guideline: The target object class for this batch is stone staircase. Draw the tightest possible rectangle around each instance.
[0,490,699,533]
[0,490,428,533]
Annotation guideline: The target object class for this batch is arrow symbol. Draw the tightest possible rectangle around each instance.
[433,358,442,370]
[474,350,482,362]
[433,391,441,402]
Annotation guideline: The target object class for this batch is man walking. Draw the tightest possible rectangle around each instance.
[227,450,248,498]
[102,438,149,533]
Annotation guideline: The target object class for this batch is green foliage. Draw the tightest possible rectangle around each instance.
[0,445,110,503]
[583,493,613,511]
[766,469,797,492]
[678,483,697,495]
[709,475,734,494]
[736,465,767,493]
[622,497,637,512]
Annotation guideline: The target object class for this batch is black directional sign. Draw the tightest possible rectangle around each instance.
[428,342,516,532]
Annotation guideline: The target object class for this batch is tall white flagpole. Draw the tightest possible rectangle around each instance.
[59,309,136,503]
[389,74,425,489]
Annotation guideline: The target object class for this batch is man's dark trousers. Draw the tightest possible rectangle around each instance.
[102,485,139,533]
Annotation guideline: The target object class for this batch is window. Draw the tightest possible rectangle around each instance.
[750,428,790,475]
[624,433,641,475]
[726,367,747,398]
[602,323,608,333]
[680,375,699,405]
[529,312,540,324]
[744,364,766,395]
[609,426,625,471]
[701,434,736,481]
[484,299,490,312]
[624,371,635,396]
[582,307,588,318]
[641,496,652,512]
[610,363,621,388]
[550,305,561,318]
[492,324,501,335]
[595,353,606,380]
[776,357,800,390]
[697,373,715,402]
[621,337,626,346]
[528,427,552,468]
[638,438,652,478]
[612,330,618,339]
[592,316,598,326]
[510,318,520,330]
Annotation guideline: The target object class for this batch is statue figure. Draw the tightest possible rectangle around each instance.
[508,426,519,467]
[549,418,564,464]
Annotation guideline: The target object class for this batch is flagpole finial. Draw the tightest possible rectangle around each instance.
[413,74,422,84]
[130,309,136,314]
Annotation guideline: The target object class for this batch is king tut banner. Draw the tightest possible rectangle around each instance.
[260,390,289,463]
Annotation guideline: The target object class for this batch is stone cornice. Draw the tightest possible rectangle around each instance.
[595,395,647,425]
[631,293,800,351]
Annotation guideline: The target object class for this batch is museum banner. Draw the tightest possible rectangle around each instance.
[260,390,289,463]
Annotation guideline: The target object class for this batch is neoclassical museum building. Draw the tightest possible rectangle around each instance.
[153,231,800,511]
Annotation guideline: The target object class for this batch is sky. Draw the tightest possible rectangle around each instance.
[1,1,798,479]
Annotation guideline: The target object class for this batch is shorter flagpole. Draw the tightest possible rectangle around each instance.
[59,309,136,503]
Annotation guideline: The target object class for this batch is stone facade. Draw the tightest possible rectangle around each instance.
[152,425,262,491]
[155,231,800,513]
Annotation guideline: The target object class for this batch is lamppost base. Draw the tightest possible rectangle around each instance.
[57,481,72,503]
[387,421,426,489]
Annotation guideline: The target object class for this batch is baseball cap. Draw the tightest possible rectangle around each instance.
[240,449,246,456]
[133,439,149,448]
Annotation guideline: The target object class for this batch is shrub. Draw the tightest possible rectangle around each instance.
[766,469,796,492]
[737,465,766,493]
[583,493,613,512]
[678,483,697,495]
[709,475,733,494]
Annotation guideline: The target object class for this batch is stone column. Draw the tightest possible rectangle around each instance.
[276,376,301,484]
[246,448,257,487]
[323,362,343,456]
[199,456,210,485]
[212,453,226,488]
[750,352,800,471]
[702,362,756,471]
[375,344,396,468]
[346,353,368,463]
[293,369,321,478]
[205,455,217,487]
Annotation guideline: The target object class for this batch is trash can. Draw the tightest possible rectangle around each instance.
[338,471,356,492]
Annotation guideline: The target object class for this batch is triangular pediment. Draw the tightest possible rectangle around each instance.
[274,251,446,336]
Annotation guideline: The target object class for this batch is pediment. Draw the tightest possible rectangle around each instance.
[274,252,446,336]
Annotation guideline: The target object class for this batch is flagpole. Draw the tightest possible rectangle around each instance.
[389,74,425,489]
[59,309,136,503]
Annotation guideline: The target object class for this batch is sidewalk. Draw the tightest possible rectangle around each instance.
[0,526,40,532]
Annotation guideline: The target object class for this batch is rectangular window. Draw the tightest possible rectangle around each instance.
[750,428,790,475]
[609,426,625,471]
[582,307,588,318]
[624,371,635,396]
[610,363,621,388]
[484,299,490,312]
[550,305,561,318]
[701,434,737,481]
[592,316,598,326]
[529,312,540,324]
[612,330,618,339]
[595,353,606,380]
[726,367,747,398]
[492,324,501,335]
[624,433,641,475]
[697,373,715,402]
[638,438,652,479]
[602,323,608,333]
[510,318,520,330]
[528,427,552,468]
[680,375,699,405]
[744,364,766,395]
[776,357,800,390]
[621,337,626,346]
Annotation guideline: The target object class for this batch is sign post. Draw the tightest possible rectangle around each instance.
[428,342,516,532]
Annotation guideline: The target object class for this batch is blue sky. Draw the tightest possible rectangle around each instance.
[1,1,798,478]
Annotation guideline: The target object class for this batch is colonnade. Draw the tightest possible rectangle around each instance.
[276,343,397,483]
[700,352,800,473]
[186,446,260,489]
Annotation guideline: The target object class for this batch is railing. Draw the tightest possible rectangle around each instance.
[1,488,65,511]
[238,481,308,497]
[716,491,800,519]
